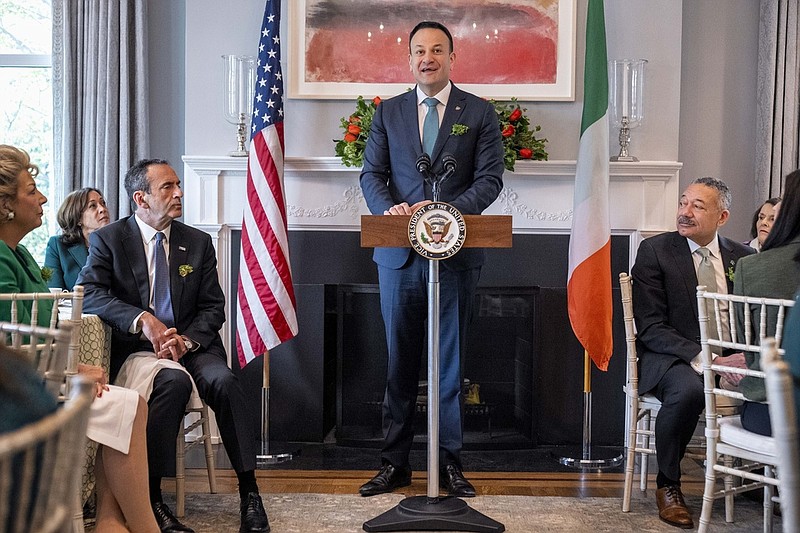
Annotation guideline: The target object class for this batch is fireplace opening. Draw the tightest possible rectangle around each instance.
[336,284,539,449]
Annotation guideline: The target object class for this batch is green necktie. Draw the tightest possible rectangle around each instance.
[696,247,719,340]
[422,97,440,156]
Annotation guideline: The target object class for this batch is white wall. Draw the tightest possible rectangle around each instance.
[679,0,760,242]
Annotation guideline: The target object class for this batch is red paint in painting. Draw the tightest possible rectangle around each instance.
[303,2,559,85]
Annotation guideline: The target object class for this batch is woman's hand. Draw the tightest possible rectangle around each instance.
[77,363,109,398]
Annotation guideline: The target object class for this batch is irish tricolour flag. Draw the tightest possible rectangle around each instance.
[567,0,613,371]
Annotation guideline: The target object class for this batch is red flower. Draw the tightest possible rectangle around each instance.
[344,133,357,142]
[509,108,522,122]
[349,115,361,123]
[347,124,361,135]
[502,125,515,138]
[519,148,533,159]
[372,96,382,105]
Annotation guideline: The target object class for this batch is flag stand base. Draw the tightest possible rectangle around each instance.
[552,389,622,470]
[552,445,623,470]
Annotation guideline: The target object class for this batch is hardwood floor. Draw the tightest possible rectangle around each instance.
[176,468,706,498]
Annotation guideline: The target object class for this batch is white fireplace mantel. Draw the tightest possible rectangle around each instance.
[182,156,682,239]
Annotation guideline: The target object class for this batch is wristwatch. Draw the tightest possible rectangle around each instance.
[183,336,196,352]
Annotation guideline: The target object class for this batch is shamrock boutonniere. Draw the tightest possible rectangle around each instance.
[726,262,735,282]
[40,266,52,282]
[178,264,194,278]
[450,123,469,136]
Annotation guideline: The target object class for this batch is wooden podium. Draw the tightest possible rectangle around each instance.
[360,211,511,533]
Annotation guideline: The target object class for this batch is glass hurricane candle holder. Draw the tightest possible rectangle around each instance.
[609,59,647,162]
[222,55,256,157]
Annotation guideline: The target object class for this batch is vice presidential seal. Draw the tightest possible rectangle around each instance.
[407,202,466,260]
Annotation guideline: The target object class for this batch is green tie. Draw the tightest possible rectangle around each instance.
[696,247,719,340]
[422,97,440,156]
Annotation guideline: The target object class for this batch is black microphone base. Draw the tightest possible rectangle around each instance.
[362,496,504,532]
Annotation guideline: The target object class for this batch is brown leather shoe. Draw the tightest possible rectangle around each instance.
[656,486,694,529]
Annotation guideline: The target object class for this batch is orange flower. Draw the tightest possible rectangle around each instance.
[502,125,515,138]
[344,133,357,142]
[347,124,361,135]
[372,96,382,105]
[349,115,361,123]
[509,108,522,122]
[519,148,533,159]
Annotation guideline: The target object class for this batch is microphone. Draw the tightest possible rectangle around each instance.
[440,153,457,182]
[416,153,434,183]
[416,153,432,175]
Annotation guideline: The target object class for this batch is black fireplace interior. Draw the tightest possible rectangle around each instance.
[229,230,630,449]
[335,284,539,448]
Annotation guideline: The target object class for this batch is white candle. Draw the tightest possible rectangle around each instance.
[622,62,630,118]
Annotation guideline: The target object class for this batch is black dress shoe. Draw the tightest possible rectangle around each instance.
[152,501,194,533]
[440,464,476,497]
[359,463,412,496]
[240,492,270,532]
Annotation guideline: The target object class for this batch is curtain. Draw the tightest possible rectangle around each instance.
[756,0,800,200]
[52,0,149,219]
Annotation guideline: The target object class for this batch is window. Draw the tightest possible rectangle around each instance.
[0,0,53,262]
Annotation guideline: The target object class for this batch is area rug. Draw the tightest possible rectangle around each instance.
[151,492,781,533]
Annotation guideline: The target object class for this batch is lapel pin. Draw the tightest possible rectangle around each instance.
[178,246,187,252]
[455,106,461,111]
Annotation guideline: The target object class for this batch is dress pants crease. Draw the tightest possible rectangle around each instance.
[182,350,256,473]
[147,368,193,478]
[650,361,704,483]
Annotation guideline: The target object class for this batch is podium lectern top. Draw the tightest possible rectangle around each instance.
[360,215,512,249]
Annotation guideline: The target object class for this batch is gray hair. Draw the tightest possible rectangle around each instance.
[691,177,731,211]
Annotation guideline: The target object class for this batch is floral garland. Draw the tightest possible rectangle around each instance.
[491,98,548,171]
[334,96,548,171]
[334,96,381,168]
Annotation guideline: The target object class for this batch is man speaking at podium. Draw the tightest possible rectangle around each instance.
[358,20,504,498]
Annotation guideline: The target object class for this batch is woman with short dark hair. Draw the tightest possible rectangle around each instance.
[44,187,110,289]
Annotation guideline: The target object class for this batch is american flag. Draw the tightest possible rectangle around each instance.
[236,0,297,367]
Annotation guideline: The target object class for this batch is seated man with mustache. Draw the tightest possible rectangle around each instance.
[631,177,754,529]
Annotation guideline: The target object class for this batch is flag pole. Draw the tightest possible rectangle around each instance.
[244,0,299,467]
[556,0,622,471]
[256,350,293,465]
[555,351,622,469]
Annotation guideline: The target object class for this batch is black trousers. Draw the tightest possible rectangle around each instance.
[650,362,705,483]
[146,350,256,478]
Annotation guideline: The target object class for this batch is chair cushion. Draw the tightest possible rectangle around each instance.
[718,415,775,455]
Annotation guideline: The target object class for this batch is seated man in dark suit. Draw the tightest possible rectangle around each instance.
[79,159,269,533]
[632,177,755,529]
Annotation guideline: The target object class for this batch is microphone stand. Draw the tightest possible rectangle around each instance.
[363,154,504,533]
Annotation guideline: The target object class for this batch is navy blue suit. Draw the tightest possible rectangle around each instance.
[79,216,256,477]
[632,231,754,482]
[360,84,504,468]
